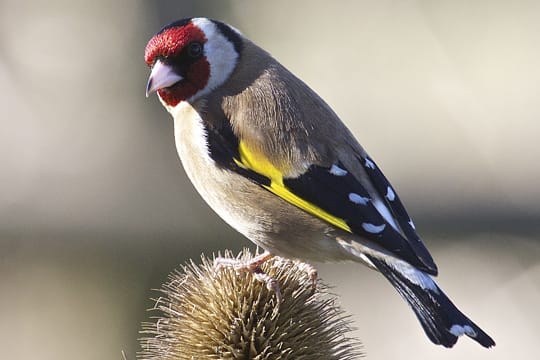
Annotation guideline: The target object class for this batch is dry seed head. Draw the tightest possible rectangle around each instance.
[138,249,363,359]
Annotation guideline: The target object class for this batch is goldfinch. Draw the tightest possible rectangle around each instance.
[144,17,495,348]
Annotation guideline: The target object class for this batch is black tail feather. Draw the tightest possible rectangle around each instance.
[367,255,495,348]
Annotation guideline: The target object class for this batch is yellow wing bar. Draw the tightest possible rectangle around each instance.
[236,141,352,233]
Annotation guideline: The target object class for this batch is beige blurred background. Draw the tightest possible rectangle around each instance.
[1,0,539,358]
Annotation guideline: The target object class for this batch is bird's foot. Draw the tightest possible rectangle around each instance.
[214,251,282,303]
[295,261,318,290]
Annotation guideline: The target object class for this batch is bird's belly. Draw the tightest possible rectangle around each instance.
[171,103,349,262]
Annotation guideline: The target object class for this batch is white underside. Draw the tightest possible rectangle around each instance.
[171,102,261,237]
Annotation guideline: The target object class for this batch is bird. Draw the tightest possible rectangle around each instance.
[144,17,495,348]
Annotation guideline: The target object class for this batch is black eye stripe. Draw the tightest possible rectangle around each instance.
[159,42,203,63]
[158,41,204,78]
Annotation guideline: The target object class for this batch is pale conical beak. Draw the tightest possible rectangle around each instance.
[146,60,184,97]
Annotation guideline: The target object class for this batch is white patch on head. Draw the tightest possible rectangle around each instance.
[365,158,375,169]
[408,219,416,230]
[372,197,400,232]
[389,259,439,292]
[190,18,240,100]
[329,164,348,176]
[362,222,386,234]
[449,324,477,338]
[386,186,396,201]
[349,193,370,205]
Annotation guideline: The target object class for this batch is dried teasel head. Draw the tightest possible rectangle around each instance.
[138,249,363,359]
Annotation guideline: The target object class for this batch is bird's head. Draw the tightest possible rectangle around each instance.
[145,18,243,107]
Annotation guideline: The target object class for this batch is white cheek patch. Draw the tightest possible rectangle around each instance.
[191,18,239,99]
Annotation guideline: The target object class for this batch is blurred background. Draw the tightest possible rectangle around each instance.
[1,0,539,358]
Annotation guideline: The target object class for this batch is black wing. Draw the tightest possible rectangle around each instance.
[284,155,437,275]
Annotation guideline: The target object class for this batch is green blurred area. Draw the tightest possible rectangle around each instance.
[1,1,539,359]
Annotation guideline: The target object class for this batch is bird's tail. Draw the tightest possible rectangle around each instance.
[366,255,495,348]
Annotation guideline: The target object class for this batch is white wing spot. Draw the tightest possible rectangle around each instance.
[365,158,375,169]
[329,164,348,176]
[449,324,477,338]
[408,219,416,230]
[362,222,386,234]
[349,193,370,205]
[386,186,396,201]
[372,198,400,232]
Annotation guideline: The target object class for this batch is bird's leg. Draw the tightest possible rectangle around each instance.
[214,251,273,271]
[251,265,282,303]
[214,251,282,303]
[296,261,318,290]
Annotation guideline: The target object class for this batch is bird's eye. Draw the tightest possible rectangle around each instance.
[187,42,203,58]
